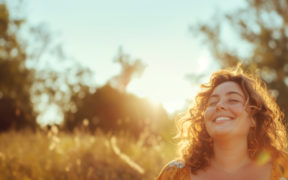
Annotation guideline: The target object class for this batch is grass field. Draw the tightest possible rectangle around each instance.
[0,128,177,180]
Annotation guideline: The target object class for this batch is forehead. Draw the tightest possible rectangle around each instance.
[211,81,244,97]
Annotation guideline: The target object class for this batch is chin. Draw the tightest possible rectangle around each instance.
[210,129,234,138]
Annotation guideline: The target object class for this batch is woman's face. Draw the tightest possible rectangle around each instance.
[204,81,253,139]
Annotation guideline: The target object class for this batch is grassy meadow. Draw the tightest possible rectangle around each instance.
[0,127,177,180]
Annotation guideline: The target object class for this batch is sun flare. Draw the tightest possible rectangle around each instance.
[127,66,199,114]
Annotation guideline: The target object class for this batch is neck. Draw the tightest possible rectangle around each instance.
[212,136,251,173]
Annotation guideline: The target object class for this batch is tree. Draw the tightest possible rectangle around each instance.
[109,48,146,92]
[0,3,37,131]
[192,0,288,116]
[63,50,170,137]
[64,83,170,137]
[0,1,95,130]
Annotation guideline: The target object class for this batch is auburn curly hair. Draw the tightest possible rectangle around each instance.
[176,67,287,174]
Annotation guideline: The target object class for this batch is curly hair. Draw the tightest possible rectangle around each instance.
[176,67,288,174]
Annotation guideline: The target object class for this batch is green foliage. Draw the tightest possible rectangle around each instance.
[192,0,288,116]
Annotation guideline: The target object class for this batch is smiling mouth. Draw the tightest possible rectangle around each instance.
[214,116,234,123]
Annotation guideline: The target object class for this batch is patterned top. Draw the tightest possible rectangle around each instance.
[157,153,288,180]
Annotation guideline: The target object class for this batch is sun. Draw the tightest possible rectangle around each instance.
[127,66,199,114]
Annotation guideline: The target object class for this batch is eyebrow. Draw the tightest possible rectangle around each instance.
[210,91,244,99]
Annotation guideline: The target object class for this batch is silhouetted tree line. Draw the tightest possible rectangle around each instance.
[0,2,170,137]
[64,84,169,137]
[3,0,288,135]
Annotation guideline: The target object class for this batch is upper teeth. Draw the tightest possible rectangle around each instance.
[215,117,232,122]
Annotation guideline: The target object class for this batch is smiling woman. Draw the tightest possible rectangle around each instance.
[157,67,288,180]
[204,81,252,140]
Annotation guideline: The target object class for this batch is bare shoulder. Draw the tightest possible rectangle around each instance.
[157,160,191,180]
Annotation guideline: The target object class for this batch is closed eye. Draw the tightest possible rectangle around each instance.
[208,101,217,106]
[228,99,241,103]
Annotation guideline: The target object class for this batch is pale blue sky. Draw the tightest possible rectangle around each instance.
[13,0,246,124]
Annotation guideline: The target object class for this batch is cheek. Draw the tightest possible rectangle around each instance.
[229,105,252,127]
[229,104,246,116]
[204,108,214,136]
[204,107,214,122]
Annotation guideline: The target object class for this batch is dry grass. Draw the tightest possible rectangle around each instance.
[0,128,176,180]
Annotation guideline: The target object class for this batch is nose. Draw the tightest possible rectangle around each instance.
[216,100,226,111]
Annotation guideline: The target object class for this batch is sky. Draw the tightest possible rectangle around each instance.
[9,0,246,124]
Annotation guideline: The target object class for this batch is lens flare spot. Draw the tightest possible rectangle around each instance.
[256,150,271,165]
